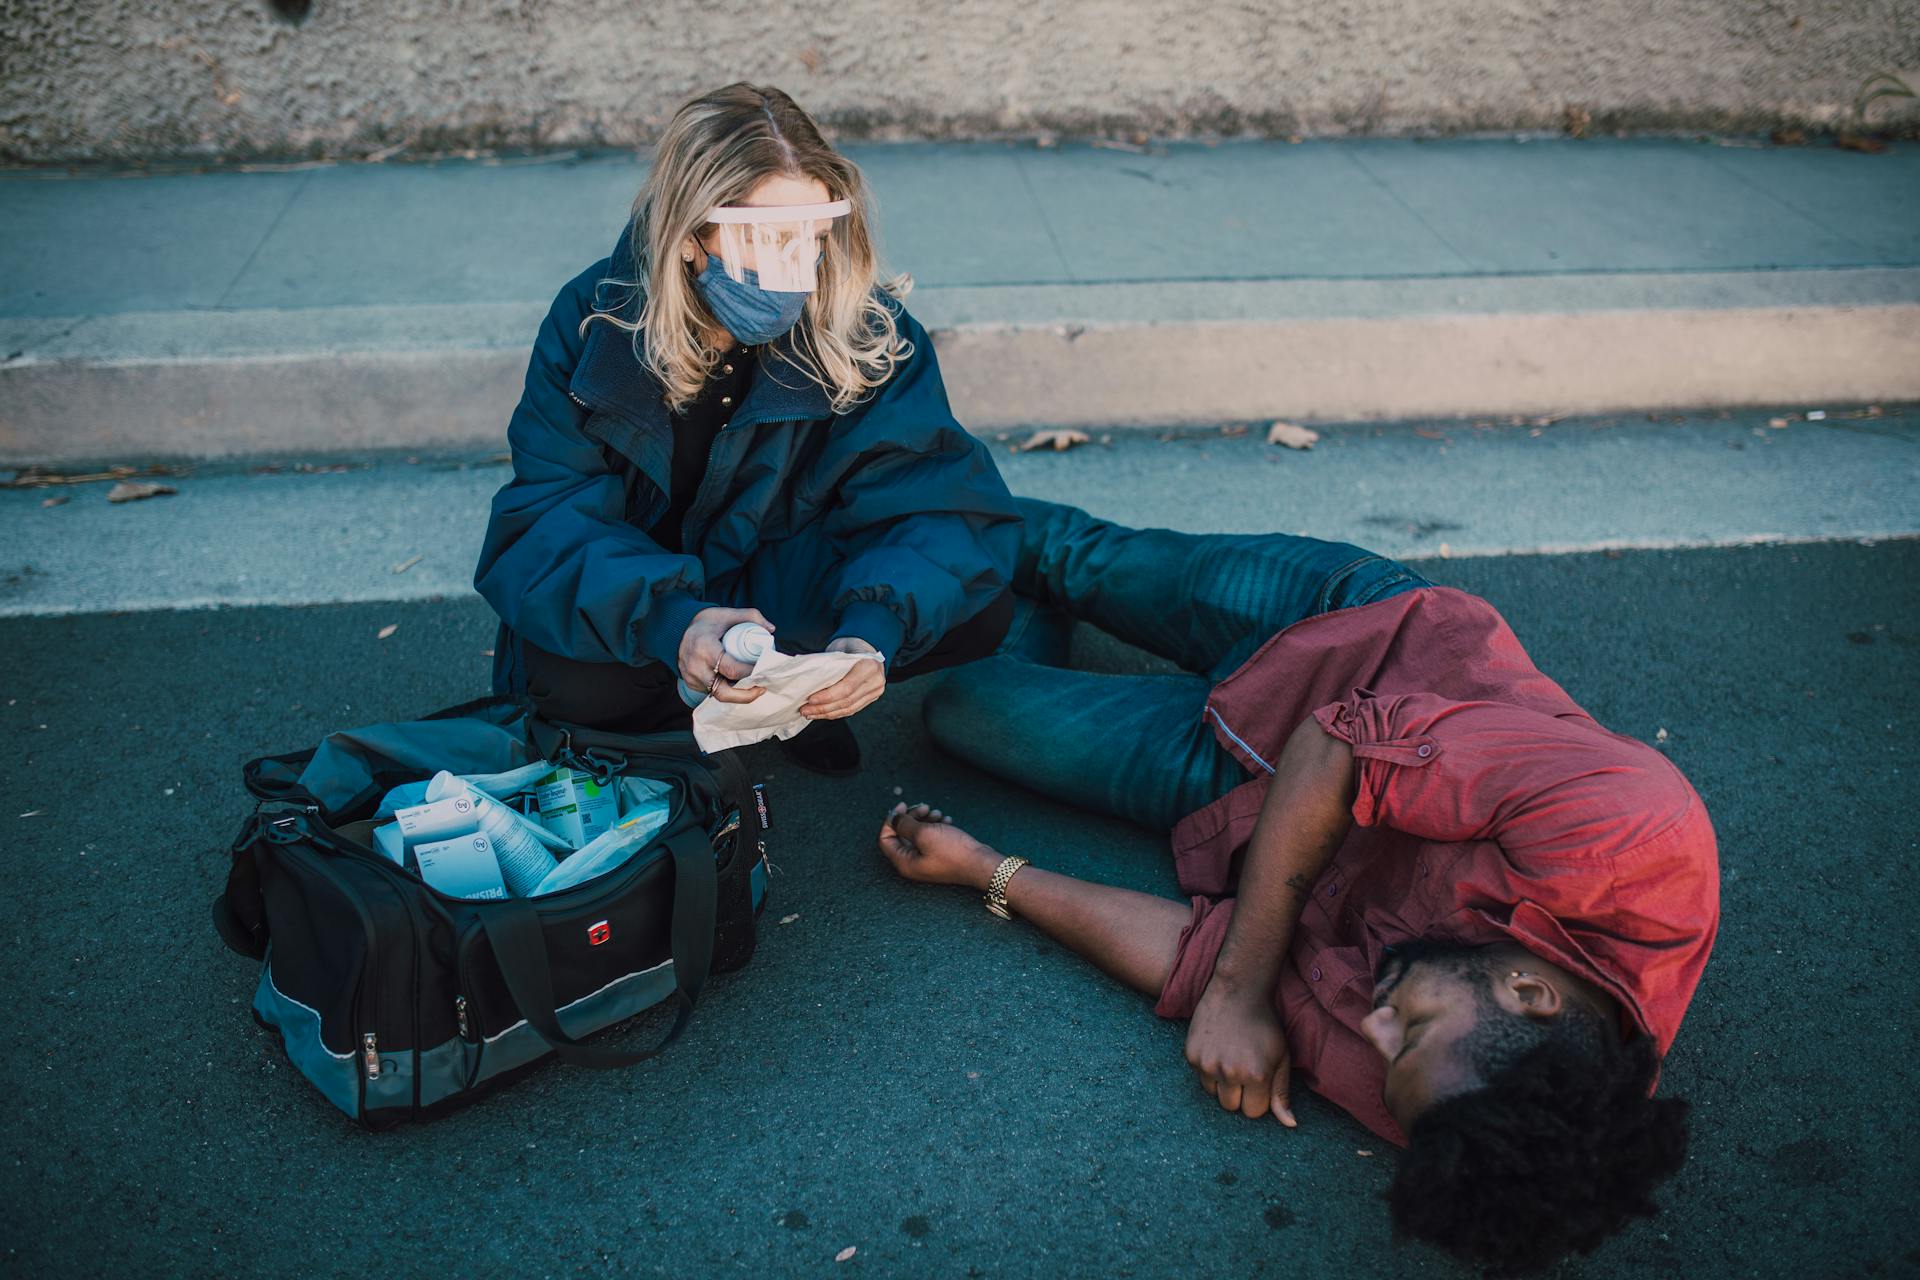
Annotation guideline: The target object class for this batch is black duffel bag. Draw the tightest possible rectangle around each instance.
[213,696,769,1127]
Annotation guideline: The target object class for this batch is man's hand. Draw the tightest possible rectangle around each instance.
[1185,976,1297,1126]
[678,607,773,705]
[877,802,1000,888]
[801,636,887,720]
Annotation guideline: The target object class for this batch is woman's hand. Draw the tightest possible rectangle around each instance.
[678,607,772,704]
[877,803,1001,889]
[801,637,887,720]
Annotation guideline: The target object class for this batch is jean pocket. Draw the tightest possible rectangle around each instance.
[1318,555,1431,613]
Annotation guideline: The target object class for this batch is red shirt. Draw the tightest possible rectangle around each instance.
[1151,587,1719,1146]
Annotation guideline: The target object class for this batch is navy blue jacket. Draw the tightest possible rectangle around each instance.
[475,231,1022,694]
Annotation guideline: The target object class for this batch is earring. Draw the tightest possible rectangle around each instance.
[1510,971,1532,978]
[682,252,695,263]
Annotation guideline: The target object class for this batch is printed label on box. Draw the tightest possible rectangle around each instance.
[415,832,510,900]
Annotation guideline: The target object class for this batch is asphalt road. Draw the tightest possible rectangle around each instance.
[3,539,1917,1278]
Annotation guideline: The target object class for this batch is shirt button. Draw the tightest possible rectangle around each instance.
[1417,743,1433,758]
[722,364,734,375]
[720,395,733,407]
[1310,965,1322,982]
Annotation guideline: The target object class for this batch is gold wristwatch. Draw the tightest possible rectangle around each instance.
[983,855,1030,919]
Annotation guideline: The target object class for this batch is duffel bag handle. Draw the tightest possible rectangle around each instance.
[476,823,716,1069]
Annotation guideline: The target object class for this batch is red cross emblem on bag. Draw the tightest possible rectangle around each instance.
[587,920,611,946]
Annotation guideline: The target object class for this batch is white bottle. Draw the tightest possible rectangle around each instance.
[423,771,559,897]
[676,622,777,707]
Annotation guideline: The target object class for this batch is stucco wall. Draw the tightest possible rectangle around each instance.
[3,1,1917,164]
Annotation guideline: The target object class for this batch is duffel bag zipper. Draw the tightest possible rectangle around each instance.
[455,919,490,1089]
[263,817,382,1113]
[281,809,444,1111]
[262,807,385,1114]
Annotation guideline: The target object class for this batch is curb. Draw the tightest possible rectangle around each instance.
[3,269,1917,464]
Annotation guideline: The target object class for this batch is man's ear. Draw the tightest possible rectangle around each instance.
[1499,972,1565,1022]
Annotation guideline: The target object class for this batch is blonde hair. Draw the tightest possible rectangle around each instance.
[587,83,912,415]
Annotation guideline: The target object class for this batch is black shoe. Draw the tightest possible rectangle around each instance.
[778,717,862,776]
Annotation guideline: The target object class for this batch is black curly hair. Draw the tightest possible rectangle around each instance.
[1387,987,1690,1275]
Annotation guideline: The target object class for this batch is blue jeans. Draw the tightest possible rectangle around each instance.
[922,498,1431,832]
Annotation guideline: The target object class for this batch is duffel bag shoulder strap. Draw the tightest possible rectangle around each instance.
[475,822,716,1068]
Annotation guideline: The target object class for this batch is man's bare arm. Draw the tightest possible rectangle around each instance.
[997,865,1193,996]
[1210,719,1357,994]
[1183,718,1356,1123]
[878,805,1191,996]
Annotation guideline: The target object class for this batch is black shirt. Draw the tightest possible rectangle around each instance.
[654,344,755,553]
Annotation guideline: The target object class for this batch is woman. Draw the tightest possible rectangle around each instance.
[475,83,1022,774]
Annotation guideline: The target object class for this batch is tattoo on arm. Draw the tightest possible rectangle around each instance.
[1284,872,1314,894]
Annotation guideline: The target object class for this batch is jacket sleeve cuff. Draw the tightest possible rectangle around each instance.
[832,601,906,666]
[635,592,710,670]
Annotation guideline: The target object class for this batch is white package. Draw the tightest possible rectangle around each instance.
[692,648,882,752]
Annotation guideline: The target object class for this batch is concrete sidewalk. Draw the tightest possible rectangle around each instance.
[3,138,1918,464]
[3,406,1912,619]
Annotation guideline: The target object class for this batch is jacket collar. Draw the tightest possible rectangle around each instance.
[568,223,836,440]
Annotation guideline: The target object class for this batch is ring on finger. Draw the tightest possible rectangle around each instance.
[707,666,721,695]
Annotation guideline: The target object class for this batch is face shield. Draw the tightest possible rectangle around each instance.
[704,199,852,293]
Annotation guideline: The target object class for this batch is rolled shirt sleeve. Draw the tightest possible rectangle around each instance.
[1153,897,1237,1020]
[1311,688,1695,864]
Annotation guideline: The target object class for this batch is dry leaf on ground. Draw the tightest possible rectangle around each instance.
[779,913,800,925]
[391,554,423,574]
[835,1247,858,1263]
[1266,421,1319,450]
[1835,133,1888,154]
[106,481,177,503]
[377,624,399,640]
[1019,429,1091,453]
[41,496,68,508]
[1767,418,1790,429]
[4,463,182,489]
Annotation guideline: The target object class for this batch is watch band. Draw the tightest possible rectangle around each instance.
[983,855,1030,920]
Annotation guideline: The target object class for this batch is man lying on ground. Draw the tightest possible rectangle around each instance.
[877,498,1719,1274]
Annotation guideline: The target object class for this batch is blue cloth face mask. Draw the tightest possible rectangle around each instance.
[694,255,811,344]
